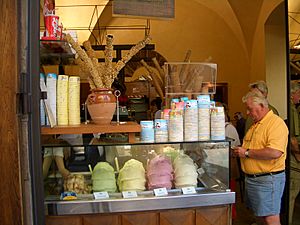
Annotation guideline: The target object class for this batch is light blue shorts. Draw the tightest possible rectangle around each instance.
[245,172,285,217]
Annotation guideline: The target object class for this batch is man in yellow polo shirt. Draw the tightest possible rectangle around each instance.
[232,90,288,225]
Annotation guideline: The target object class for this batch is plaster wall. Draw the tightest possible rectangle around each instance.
[90,0,286,119]
[265,3,287,119]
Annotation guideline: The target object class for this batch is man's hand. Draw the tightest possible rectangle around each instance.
[232,146,247,158]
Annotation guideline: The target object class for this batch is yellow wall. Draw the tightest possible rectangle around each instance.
[90,0,285,119]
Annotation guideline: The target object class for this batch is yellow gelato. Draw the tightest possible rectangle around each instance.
[117,159,146,192]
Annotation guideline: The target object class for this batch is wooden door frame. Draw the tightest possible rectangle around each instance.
[0,0,45,225]
[27,0,46,224]
[0,1,22,225]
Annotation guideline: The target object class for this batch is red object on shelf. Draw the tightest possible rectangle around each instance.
[44,15,59,39]
[41,36,57,41]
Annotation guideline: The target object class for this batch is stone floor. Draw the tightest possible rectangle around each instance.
[291,194,300,225]
[230,156,300,225]
[232,180,300,225]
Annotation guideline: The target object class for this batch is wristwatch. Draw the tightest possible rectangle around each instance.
[245,149,250,158]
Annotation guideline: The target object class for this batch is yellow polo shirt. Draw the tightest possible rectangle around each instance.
[241,110,288,174]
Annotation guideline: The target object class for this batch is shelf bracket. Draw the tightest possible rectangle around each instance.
[17,72,32,115]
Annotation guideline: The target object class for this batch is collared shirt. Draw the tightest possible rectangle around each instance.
[225,122,241,147]
[244,103,279,133]
[241,110,288,174]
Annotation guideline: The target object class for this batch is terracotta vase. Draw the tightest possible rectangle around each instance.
[86,88,116,124]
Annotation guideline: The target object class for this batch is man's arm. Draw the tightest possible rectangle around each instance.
[232,146,282,160]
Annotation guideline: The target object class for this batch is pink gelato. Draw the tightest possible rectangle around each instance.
[147,155,174,190]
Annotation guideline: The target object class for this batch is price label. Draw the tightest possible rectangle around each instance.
[153,188,168,197]
[93,192,109,199]
[182,187,196,195]
[122,191,138,198]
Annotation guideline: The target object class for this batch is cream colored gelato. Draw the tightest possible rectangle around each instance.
[117,159,146,192]
[173,154,198,188]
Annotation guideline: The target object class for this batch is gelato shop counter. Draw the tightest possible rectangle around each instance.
[46,188,234,215]
[42,139,234,225]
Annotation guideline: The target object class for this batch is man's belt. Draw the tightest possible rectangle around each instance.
[245,170,285,178]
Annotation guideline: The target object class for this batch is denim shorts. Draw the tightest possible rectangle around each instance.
[245,172,285,217]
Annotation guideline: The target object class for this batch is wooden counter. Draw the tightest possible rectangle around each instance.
[46,206,231,225]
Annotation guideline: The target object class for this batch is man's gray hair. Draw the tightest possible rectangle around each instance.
[249,80,268,95]
[290,81,300,94]
[242,89,269,108]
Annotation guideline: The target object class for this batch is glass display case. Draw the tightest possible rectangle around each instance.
[164,62,217,100]
[42,137,234,216]
[163,62,217,107]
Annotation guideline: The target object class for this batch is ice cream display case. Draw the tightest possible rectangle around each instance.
[42,138,234,224]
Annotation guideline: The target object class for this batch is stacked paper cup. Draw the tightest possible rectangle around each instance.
[184,99,198,141]
[169,102,184,142]
[154,119,168,142]
[197,95,211,141]
[210,107,225,140]
[68,76,81,125]
[169,110,183,142]
[162,109,171,121]
[57,75,69,126]
[46,73,57,125]
[140,121,155,142]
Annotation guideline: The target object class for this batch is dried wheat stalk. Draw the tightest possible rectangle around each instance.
[179,49,192,83]
[65,34,104,88]
[141,59,164,99]
[113,35,152,80]
[152,57,165,87]
[104,35,114,87]
[65,34,152,89]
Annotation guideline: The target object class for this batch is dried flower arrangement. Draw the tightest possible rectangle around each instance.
[64,34,152,89]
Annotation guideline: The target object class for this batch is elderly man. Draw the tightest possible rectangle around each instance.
[245,80,279,133]
[233,90,288,225]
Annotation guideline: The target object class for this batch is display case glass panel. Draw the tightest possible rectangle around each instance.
[42,139,230,203]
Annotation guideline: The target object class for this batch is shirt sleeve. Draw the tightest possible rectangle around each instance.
[266,119,288,152]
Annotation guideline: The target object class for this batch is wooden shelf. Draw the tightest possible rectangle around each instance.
[41,121,141,143]
[40,40,74,58]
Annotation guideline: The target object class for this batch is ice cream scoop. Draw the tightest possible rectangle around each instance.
[147,154,174,190]
[173,154,198,188]
[92,162,117,192]
[117,159,146,192]
[162,146,180,162]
